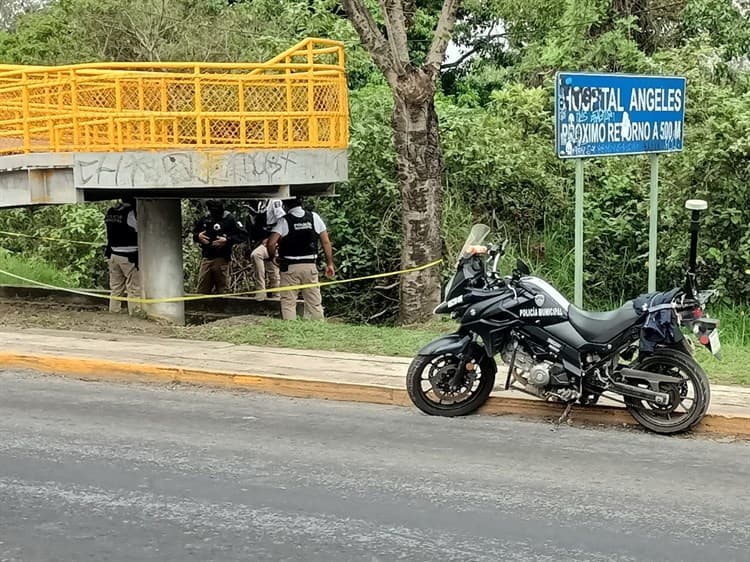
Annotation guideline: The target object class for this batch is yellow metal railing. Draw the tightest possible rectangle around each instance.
[0,38,349,155]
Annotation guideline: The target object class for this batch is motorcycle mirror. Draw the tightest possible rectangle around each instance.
[685,199,708,211]
[516,259,530,276]
[491,247,502,274]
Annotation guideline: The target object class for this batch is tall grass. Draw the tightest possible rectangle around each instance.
[509,223,577,301]
[710,305,750,346]
[478,221,746,344]
[0,249,76,288]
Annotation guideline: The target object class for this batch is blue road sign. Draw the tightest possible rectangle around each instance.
[555,73,686,159]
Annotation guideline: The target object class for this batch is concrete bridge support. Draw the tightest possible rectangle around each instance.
[137,199,185,326]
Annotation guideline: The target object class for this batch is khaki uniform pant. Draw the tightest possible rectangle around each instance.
[197,257,230,294]
[279,262,324,320]
[251,243,280,297]
[108,254,141,314]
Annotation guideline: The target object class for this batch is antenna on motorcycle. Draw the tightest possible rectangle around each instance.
[685,199,708,299]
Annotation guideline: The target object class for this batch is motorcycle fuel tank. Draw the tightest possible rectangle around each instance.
[513,276,571,325]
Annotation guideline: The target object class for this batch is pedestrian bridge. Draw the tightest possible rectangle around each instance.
[0,37,349,207]
[0,39,349,325]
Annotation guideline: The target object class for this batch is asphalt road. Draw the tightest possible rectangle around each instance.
[0,371,748,562]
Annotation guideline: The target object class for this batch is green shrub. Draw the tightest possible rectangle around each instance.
[0,204,107,288]
[0,248,74,287]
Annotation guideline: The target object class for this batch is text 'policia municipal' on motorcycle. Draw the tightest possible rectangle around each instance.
[407,200,720,434]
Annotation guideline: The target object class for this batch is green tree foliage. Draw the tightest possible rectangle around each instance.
[679,0,750,57]
[0,0,371,65]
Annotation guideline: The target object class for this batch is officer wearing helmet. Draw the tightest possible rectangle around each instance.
[193,199,245,294]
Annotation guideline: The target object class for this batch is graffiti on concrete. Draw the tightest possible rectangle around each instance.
[76,151,298,187]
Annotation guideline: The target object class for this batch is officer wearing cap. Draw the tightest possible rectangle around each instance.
[267,197,335,320]
[193,199,245,294]
[249,198,285,301]
[104,197,141,315]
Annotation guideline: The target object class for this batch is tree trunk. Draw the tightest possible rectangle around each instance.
[393,83,443,324]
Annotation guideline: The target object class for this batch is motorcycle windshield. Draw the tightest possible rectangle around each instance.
[458,224,491,262]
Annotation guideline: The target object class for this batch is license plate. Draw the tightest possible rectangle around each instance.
[709,329,721,356]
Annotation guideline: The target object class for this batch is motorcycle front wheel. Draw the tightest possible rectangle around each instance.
[625,349,711,434]
[406,352,496,417]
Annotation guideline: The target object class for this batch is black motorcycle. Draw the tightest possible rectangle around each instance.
[407,200,720,434]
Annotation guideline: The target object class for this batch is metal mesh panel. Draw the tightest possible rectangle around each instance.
[291,84,308,113]
[244,83,287,113]
[167,83,196,113]
[317,117,332,143]
[206,119,241,145]
[292,119,309,144]
[314,83,339,112]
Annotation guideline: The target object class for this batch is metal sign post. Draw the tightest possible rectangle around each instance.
[555,73,686,306]
[648,154,659,292]
[575,159,585,306]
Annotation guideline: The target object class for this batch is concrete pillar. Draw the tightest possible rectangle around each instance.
[137,198,185,325]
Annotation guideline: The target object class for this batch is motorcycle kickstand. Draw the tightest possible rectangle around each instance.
[553,401,575,431]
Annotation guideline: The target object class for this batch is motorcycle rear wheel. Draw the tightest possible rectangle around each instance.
[406,352,496,417]
[624,349,711,434]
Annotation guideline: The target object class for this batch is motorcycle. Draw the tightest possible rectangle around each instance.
[407,200,720,435]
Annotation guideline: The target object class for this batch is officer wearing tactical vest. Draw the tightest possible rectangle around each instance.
[267,197,335,320]
[104,197,141,315]
[193,199,246,294]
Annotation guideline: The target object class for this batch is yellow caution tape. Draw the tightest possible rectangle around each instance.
[0,230,102,247]
[0,228,442,303]
[0,259,443,304]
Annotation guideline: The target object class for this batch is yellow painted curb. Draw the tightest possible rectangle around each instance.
[2,351,748,438]
[0,352,410,407]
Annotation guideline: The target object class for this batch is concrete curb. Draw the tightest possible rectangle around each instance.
[2,351,749,438]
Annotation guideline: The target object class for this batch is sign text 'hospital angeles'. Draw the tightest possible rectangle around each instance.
[555,73,686,158]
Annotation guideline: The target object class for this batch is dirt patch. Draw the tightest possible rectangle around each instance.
[0,300,183,337]
[194,314,264,329]
[0,299,273,339]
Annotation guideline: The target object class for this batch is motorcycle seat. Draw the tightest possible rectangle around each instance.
[568,301,641,344]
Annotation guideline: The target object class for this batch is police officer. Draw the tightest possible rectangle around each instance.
[193,199,245,294]
[249,198,285,301]
[104,197,141,315]
[267,197,335,320]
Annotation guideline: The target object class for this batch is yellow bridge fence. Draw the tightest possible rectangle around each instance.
[0,38,349,155]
